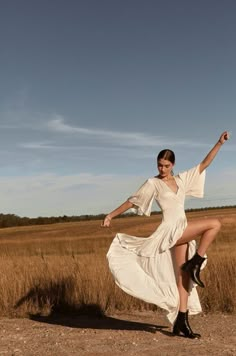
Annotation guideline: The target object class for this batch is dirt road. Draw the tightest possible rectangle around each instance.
[0,311,235,355]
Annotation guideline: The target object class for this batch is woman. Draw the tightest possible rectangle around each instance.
[101,131,229,338]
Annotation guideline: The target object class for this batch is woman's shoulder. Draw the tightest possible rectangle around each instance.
[147,176,161,189]
[147,176,159,183]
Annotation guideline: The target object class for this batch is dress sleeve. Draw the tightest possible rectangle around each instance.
[178,164,206,198]
[128,179,156,216]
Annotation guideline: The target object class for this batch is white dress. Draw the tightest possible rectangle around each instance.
[106,164,206,324]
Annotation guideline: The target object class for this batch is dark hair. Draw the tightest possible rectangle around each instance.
[157,149,175,164]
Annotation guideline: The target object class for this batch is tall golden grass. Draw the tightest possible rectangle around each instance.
[0,208,235,318]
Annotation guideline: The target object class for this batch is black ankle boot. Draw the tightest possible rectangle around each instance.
[181,252,206,288]
[173,311,201,339]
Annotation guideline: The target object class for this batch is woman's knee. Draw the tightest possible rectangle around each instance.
[211,218,221,232]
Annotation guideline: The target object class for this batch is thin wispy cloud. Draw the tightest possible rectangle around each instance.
[2,109,233,151]
[47,115,165,146]
[0,172,123,190]
[19,141,156,159]
[47,115,216,149]
[21,142,59,149]
[3,111,235,158]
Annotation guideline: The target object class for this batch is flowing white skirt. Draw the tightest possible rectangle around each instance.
[107,224,206,324]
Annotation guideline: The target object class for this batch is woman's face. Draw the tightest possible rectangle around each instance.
[157,158,174,178]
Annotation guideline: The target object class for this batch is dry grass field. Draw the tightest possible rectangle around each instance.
[0,208,235,355]
[0,207,235,319]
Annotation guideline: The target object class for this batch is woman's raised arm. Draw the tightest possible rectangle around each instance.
[199,131,229,174]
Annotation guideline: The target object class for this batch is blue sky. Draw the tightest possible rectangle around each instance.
[0,0,236,217]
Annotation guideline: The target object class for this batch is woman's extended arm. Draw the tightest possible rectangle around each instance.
[101,200,134,227]
[199,131,229,174]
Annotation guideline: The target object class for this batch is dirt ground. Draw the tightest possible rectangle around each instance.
[0,311,235,356]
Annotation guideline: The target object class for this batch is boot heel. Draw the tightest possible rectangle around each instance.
[172,311,201,339]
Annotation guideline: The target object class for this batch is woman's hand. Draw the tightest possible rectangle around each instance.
[100,201,134,228]
[101,215,112,227]
[218,131,230,145]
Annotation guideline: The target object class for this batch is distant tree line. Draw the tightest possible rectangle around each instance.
[0,213,107,228]
[0,205,235,229]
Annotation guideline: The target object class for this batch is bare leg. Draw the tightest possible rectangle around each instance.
[172,245,202,339]
[173,243,190,312]
[172,218,221,337]
[175,218,221,256]
[175,218,221,288]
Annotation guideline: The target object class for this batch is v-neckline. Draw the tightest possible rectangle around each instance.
[157,176,179,195]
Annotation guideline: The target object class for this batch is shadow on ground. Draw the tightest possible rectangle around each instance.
[29,304,170,335]
[14,280,172,336]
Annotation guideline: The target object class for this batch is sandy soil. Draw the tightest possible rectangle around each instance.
[0,311,235,355]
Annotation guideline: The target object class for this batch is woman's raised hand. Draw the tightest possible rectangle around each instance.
[219,131,230,144]
[101,215,112,227]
